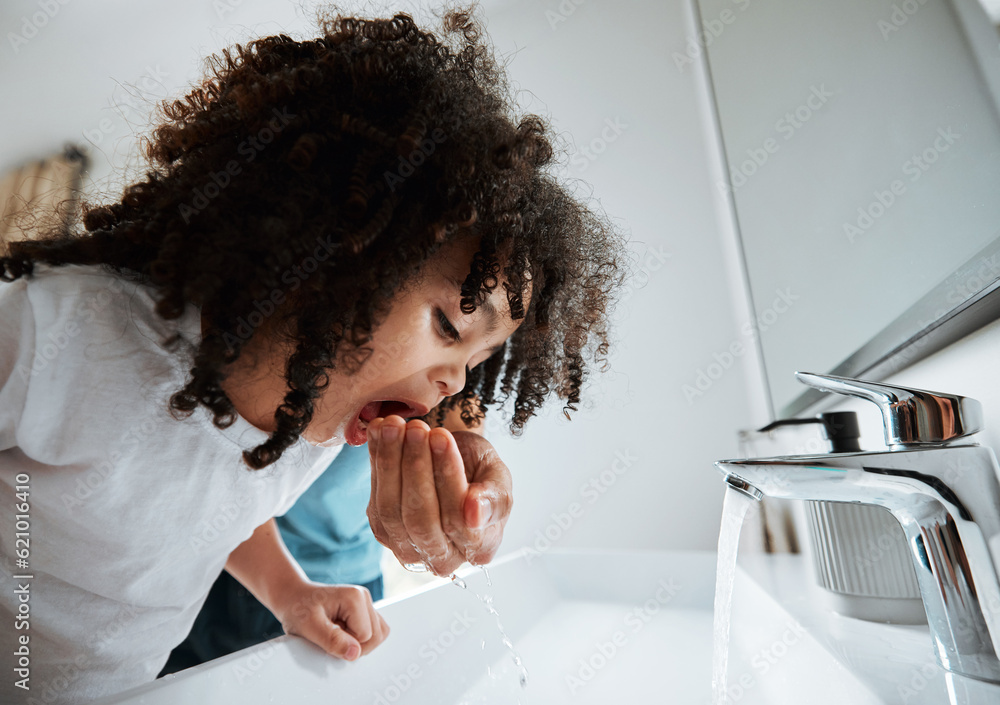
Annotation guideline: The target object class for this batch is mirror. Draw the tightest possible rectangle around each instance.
[696,0,1000,416]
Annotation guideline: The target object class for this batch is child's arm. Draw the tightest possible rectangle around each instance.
[225,519,389,660]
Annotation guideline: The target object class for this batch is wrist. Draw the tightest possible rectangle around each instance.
[258,569,313,616]
[224,519,312,615]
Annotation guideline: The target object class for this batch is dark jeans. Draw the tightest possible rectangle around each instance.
[159,571,384,676]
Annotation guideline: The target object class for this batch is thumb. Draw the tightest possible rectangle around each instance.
[464,483,508,529]
[300,619,363,661]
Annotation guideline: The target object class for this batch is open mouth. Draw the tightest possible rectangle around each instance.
[358,400,422,424]
[347,399,428,446]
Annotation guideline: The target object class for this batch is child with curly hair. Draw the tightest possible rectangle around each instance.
[0,8,622,703]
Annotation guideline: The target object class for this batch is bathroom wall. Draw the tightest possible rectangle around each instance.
[699,0,1000,413]
[479,0,759,555]
[0,0,756,556]
[0,1,313,194]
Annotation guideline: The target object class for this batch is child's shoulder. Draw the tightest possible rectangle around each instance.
[24,262,143,296]
[16,263,201,349]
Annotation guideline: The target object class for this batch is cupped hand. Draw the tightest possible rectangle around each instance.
[366,415,512,575]
[271,581,389,661]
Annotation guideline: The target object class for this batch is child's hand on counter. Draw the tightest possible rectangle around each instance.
[271,581,389,661]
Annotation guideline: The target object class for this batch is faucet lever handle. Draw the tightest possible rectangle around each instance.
[795,372,983,447]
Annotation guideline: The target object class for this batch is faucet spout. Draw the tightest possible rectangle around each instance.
[717,444,1000,682]
[723,474,763,502]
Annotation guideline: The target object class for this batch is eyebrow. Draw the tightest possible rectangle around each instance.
[479,296,500,335]
[446,273,502,338]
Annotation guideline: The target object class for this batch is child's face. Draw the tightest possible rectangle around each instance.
[304,238,525,446]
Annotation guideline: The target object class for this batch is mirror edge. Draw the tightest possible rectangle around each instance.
[781,234,1000,417]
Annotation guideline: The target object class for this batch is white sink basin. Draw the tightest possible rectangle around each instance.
[92,549,886,704]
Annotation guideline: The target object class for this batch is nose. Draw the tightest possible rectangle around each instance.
[432,361,466,397]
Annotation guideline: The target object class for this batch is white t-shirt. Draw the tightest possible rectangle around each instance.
[0,265,340,703]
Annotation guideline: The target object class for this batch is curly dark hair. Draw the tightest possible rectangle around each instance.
[0,7,624,468]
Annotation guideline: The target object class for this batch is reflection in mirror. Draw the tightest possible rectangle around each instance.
[698,0,1000,415]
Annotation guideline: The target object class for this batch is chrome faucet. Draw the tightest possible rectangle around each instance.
[718,372,1000,683]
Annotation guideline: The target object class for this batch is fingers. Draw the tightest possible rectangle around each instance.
[459,515,504,565]
[288,585,390,661]
[369,418,511,576]
[447,432,513,565]
[464,481,510,530]
[370,415,422,565]
[454,432,512,500]
[363,596,391,656]
[337,586,375,644]
[459,482,511,564]
[430,428,470,536]
[335,586,389,658]
[317,622,363,661]
[367,416,381,505]
[367,418,381,545]
[400,421,451,572]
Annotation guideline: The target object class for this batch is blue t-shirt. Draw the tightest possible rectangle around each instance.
[276,444,383,585]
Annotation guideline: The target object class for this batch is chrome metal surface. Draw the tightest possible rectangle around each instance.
[724,474,763,502]
[716,444,1000,682]
[717,373,1000,682]
[795,372,984,447]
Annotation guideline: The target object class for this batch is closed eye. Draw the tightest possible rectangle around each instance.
[468,343,505,371]
[435,308,461,342]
